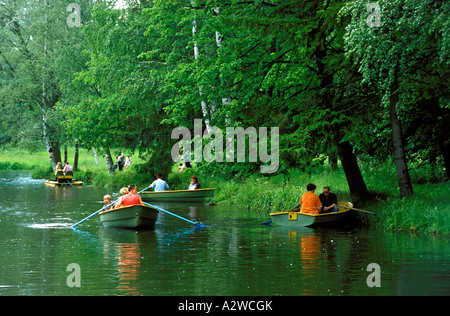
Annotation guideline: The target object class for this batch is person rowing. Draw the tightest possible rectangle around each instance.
[149,173,169,192]
[114,185,144,208]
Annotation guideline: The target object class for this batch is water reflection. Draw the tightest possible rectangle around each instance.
[0,172,448,296]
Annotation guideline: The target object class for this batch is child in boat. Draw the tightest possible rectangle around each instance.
[103,195,114,211]
[299,183,322,215]
[114,187,129,209]
[188,176,201,190]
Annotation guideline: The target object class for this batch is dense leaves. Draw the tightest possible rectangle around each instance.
[0,0,448,197]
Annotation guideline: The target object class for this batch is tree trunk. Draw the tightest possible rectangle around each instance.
[64,144,68,163]
[429,99,450,179]
[338,141,369,198]
[191,2,211,132]
[389,72,413,197]
[436,123,450,179]
[328,150,338,170]
[49,141,62,170]
[74,140,79,171]
[41,0,63,172]
[105,149,115,175]
[93,148,100,165]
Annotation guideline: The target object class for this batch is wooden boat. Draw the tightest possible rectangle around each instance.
[44,174,83,187]
[140,188,215,202]
[99,204,159,229]
[269,201,354,227]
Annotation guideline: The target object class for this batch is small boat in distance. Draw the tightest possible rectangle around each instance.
[140,188,215,202]
[44,172,83,187]
[269,201,354,227]
[99,204,159,229]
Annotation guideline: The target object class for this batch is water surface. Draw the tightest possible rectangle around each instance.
[0,171,448,295]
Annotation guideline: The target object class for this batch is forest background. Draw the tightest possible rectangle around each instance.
[0,0,448,234]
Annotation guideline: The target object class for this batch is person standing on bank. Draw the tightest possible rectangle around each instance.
[319,186,338,213]
[117,152,125,172]
[124,155,132,171]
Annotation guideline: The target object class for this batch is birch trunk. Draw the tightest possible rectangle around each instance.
[92,148,100,165]
[390,70,413,197]
[105,149,115,175]
[42,0,62,171]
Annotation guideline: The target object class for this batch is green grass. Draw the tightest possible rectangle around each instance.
[208,165,449,235]
[1,147,448,235]
[0,149,49,170]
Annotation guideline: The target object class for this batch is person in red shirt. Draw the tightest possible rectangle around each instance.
[115,185,144,208]
[299,183,322,215]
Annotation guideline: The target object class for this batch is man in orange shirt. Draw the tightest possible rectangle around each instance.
[299,183,322,214]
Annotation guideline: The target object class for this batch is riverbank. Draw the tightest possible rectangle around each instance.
[1,148,448,235]
[205,166,449,235]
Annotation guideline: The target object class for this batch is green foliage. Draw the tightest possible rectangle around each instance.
[1,0,448,208]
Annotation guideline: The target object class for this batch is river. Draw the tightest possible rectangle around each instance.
[0,171,448,296]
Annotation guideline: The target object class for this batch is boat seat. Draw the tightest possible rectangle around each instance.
[57,174,73,183]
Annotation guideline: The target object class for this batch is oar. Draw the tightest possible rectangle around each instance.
[71,201,116,229]
[142,202,207,228]
[262,204,300,225]
[338,204,376,215]
[71,185,151,229]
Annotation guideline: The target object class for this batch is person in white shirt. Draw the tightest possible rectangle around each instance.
[149,174,169,192]
[125,155,132,171]
[63,162,73,174]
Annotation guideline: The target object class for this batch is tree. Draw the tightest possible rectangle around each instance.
[159,0,372,195]
[59,1,175,176]
[0,0,93,170]
[341,0,449,196]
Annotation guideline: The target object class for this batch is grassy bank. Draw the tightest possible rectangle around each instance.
[207,166,449,235]
[1,147,448,235]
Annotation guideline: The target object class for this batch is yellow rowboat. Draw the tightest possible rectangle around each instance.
[140,188,215,202]
[44,175,83,187]
[270,201,354,227]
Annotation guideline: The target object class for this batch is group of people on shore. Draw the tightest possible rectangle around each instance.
[102,174,202,211]
[114,152,132,172]
[297,183,339,214]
